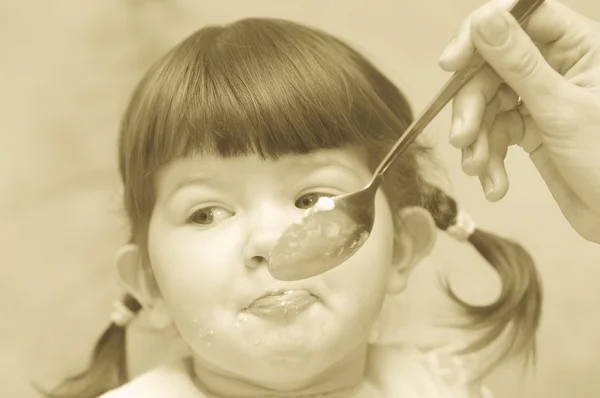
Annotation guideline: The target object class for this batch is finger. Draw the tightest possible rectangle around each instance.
[437,17,476,72]
[480,109,524,200]
[449,65,502,148]
[495,83,521,113]
[461,130,489,177]
[439,0,584,71]
[454,82,516,175]
[519,0,589,44]
[484,107,540,153]
[479,155,509,201]
[536,36,598,76]
[439,0,513,71]
[518,115,543,154]
[517,100,530,116]
[461,103,497,176]
[469,5,574,114]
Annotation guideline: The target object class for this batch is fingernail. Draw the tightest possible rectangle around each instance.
[476,11,509,47]
[483,175,494,196]
[439,37,456,63]
[450,117,462,145]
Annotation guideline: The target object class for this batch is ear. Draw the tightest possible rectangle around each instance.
[114,244,172,329]
[386,206,437,295]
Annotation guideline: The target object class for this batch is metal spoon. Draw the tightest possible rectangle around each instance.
[267,0,546,281]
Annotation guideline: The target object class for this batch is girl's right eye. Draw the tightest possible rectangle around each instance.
[187,206,233,227]
[295,192,334,209]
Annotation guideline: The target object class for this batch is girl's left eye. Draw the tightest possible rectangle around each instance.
[188,206,233,227]
[295,192,334,209]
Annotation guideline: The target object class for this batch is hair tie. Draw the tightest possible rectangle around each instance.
[446,209,477,241]
[110,300,136,327]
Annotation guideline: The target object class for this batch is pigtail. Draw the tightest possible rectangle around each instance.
[37,294,142,398]
[423,186,543,376]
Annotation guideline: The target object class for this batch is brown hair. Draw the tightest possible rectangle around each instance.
[42,17,542,397]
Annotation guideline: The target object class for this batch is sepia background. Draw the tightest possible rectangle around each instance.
[2,0,600,397]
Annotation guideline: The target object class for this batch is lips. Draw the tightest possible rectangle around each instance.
[244,289,319,317]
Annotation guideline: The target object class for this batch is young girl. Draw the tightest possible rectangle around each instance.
[42,16,542,398]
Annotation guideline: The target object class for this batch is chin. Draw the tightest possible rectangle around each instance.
[241,361,327,392]
[256,335,355,373]
[249,338,324,367]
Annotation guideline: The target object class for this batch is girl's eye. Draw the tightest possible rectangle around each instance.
[188,207,233,226]
[295,192,334,209]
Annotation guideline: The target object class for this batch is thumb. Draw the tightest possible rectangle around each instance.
[470,6,572,112]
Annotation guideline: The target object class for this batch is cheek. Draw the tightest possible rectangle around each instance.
[322,190,395,314]
[147,222,242,319]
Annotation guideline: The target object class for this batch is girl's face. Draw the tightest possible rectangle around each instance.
[142,147,421,388]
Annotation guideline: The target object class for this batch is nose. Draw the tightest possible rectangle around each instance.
[242,202,299,269]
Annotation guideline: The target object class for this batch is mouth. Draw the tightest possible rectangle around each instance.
[243,289,320,317]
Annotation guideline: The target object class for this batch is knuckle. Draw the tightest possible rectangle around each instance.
[509,47,542,81]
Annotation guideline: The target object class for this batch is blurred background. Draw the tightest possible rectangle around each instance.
[2,0,600,397]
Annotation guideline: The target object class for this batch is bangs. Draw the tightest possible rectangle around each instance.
[123,18,413,177]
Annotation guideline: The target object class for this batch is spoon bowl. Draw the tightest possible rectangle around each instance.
[268,177,380,281]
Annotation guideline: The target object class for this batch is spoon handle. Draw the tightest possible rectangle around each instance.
[372,0,546,178]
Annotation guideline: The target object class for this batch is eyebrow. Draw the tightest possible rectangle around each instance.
[291,156,363,176]
[166,173,217,202]
[166,159,362,202]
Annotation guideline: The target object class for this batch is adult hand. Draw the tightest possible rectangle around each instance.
[439,0,600,243]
